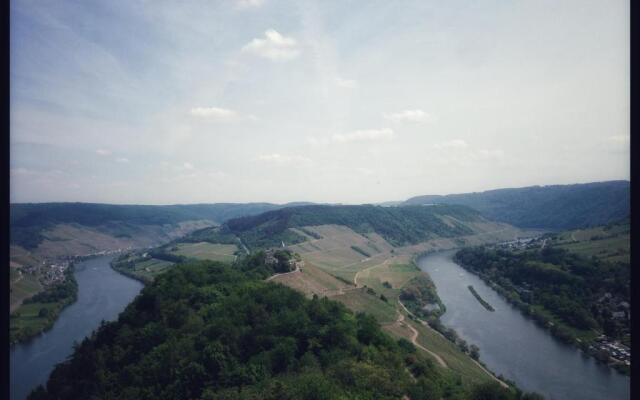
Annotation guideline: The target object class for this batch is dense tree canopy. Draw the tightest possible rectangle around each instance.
[28,254,529,400]
[454,246,629,340]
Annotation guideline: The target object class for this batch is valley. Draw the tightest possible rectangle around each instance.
[8,181,631,400]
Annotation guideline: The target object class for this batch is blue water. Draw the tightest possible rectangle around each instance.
[10,255,144,400]
[418,250,630,400]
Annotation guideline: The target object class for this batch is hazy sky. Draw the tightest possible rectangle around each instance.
[10,0,629,204]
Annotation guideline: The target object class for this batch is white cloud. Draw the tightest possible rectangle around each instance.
[183,162,195,170]
[336,78,357,89]
[242,30,300,61]
[331,128,395,143]
[433,139,468,150]
[383,109,434,123]
[116,157,130,163]
[95,149,111,156]
[257,153,312,166]
[235,0,265,9]
[190,107,239,121]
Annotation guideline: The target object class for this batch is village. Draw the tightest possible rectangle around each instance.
[590,335,631,367]
[18,247,135,289]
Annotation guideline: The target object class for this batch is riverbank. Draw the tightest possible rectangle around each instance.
[9,265,78,346]
[453,250,630,376]
[11,255,144,400]
[418,250,630,400]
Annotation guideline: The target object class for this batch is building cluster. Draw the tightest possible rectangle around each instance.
[494,237,537,251]
[597,293,630,321]
[39,262,70,286]
[591,335,630,366]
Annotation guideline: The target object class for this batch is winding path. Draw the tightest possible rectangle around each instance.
[353,258,390,286]
[397,300,508,388]
[266,264,300,282]
[397,312,448,368]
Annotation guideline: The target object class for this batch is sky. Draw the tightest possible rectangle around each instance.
[10,0,629,205]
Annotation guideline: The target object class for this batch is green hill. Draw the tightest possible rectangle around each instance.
[221,204,486,250]
[27,253,527,400]
[10,202,308,250]
[403,181,629,230]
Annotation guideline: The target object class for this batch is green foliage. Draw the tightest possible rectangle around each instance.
[225,204,480,250]
[27,254,531,400]
[454,245,629,344]
[10,202,291,249]
[400,275,445,318]
[25,274,78,304]
[181,226,239,245]
[11,266,78,344]
[404,180,629,230]
[467,286,494,312]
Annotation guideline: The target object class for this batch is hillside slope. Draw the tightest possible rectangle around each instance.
[404,181,629,230]
[9,202,304,250]
[221,204,488,250]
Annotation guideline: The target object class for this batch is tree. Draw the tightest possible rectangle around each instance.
[38,308,50,318]
[469,344,480,360]
[469,382,512,400]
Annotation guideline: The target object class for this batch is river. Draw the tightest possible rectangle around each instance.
[417,250,630,400]
[10,255,144,400]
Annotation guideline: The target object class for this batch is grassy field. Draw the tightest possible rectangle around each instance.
[170,242,238,262]
[186,219,534,386]
[270,261,352,297]
[330,287,398,324]
[10,270,42,311]
[10,302,62,342]
[10,269,78,345]
[408,319,493,385]
[552,224,630,264]
[111,253,175,284]
[133,258,175,280]
[270,223,525,386]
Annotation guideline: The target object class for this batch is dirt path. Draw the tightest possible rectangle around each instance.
[397,300,509,388]
[353,258,390,286]
[397,312,448,368]
[266,264,300,282]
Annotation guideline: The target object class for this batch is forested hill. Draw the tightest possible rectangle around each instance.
[222,204,485,249]
[27,253,526,400]
[10,202,309,250]
[403,181,629,230]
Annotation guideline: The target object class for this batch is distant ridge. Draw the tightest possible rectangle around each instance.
[9,202,314,250]
[221,203,488,249]
[403,180,629,230]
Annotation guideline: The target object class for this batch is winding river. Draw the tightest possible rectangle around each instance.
[10,255,144,400]
[417,250,630,400]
